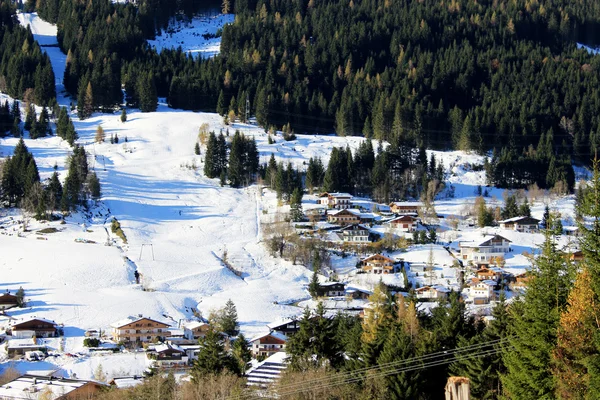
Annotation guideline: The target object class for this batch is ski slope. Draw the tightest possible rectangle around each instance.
[0,12,581,381]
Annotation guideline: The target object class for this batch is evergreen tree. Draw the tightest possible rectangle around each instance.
[501,193,519,219]
[501,220,572,399]
[120,108,127,122]
[24,104,35,132]
[87,172,101,199]
[138,72,158,112]
[290,188,303,221]
[308,251,321,297]
[194,142,200,155]
[221,299,239,337]
[232,334,252,375]
[191,327,234,380]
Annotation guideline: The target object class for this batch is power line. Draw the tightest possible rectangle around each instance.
[230,338,511,400]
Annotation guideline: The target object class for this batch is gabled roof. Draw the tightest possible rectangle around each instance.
[415,285,450,293]
[388,215,418,223]
[460,234,511,248]
[11,318,57,329]
[182,321,207,330]
[390,201,423,207]
[319,281,345,287]
[154,343,185,354]
[250,330,288,343]
[498,216,540,224]
[111,316,171,329]
[267,318,298,330]
[362,254,394,263]
[329,208,361,216]
[340,224,369,232]
[0,374,109,399]
[328,192,353,198]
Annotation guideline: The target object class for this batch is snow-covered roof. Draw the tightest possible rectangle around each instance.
[111,376,145,389]
[340,224,370,231]
[390,201,423,207]
[329,192,353,198]
[320,281,345,287]
[182,321,207,330]
[0,375,108,399]
[10,317,56,328]
[110,316,170,328]
[498,216,540,224]
[266,318,297,330]
[250,330,288,343]
[154,343,184,353]
[329,208,361,216]
[459,234,511,247]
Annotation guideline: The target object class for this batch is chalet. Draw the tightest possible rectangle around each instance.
[182,321,210,340]
[149,343,189,369]
[110,376,145,389]
[389,201,422,215]
[317,192,353,209]
[267,319,300,335]
[340,224,371,244]
[459,235,511,265]
[0,292,19,311]
[361,254,395,274]
[10,318,57,339]
[498,216,540,232]
[563,226,582,237]
[327,209,361,225]
[468,279,496,304]
[111,316,171,344]
[388,215,419,232]
[415,285,450,301]
[6,338,47,357]
[315,282,346,297]
[569,250,584,262]
[511,272,531,290]
[0,374,108,399]
[250,332,288,358]
[475,267,502,283]
[345,287,372,300]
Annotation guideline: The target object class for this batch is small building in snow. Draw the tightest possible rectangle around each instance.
[315,282,346,297]
[498,216,540,232]
[475,267,502,283]
[340,224,371,244]
[389,201,422,215]
[0,292,19,311]
[10,318,57,339]
[267,319,300,336]
[148,343,189,369]
[0,374,108,399]
[468,278,496,304]
[250,332,288,358]
[387,215,419,232]
[459,234,511,265]
[317,192,353,209]
[182,321,210,341]
[415,285,450,301]
[111,316,171,344]
[361,254,395,274]
[327,209,361,225]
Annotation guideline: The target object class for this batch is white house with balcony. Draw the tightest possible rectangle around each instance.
[468,278,496,304]
[459,234,511,265]
[340,224,371,243]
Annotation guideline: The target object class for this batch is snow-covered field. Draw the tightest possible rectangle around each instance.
[148,14,234,58]
[0,13,583,381]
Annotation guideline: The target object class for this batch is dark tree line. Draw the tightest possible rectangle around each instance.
[204,130,259,187]
[0,1,55,106]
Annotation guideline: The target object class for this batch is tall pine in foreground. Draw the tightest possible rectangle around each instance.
[552,158,600,398]
[501,219,572,399]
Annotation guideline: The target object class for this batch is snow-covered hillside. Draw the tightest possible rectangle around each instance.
[148,14,234,58]
[0,13,582,381]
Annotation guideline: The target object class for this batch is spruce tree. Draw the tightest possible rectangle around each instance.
[290,188,303,221]
[232,334,252,375]
[308,251,321,297]
[501,219,572,399]
[191,327,234,381]
[194,142,200,155]
[87,172,101,199]
[120,108,127,122]
[221,299,239,337]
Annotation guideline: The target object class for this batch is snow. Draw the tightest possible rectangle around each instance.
[0,12,588,381]
[148,14,235,58]
[577,42,600,55]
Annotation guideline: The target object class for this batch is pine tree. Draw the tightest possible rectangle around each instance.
[501,193,519,219]
[204,132,219,178]
[24,104,35,131]
[228,131,245,187]
[138,73,157,112]
[217,90,226,116]
[87,172,101,199]
[501,220,572,399]
[194,142,200,155]
[191,326,234,380]
[15,287,25,307]
[221,299,239,337]
[290,188,303,221]
[232,334,252,375]
[308,251,321,297]
[120,108,127,122]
